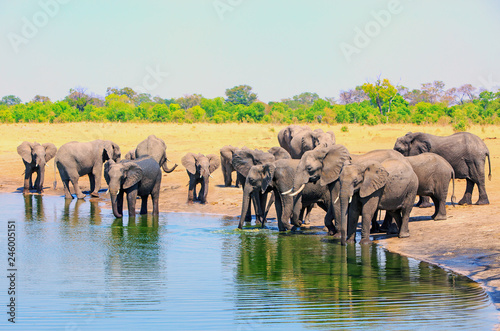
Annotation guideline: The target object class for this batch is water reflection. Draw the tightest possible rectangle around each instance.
[24,194,45,222]
[233,231,493,329]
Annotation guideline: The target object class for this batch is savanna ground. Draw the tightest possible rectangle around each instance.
[1,122,500,313]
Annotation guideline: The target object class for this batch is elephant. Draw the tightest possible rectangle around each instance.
[340,158,418,245]
[232,148,276,225]
[104,157,161,218]
[125,135,178,173]
[405,153,455,220]
[289,147,404,236]
[181,152,220,204]
[278,125,336,159]
[394,132,491,205]
[17,141,57,193]
[220,145,243,187]
[235,158,331,231]
[55,139,121,199]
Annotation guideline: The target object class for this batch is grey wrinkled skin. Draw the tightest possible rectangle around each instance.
[182,153,220,204]
[394,132,491,205]
[220,145,243,188]
[127,135,178,173]
[17,141,57,193]
[340,158,418,245]
[104,157,161,218]
[278,125,335,159]
[55,139,121,199]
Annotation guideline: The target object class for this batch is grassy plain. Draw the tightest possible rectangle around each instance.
[0,122,499,312]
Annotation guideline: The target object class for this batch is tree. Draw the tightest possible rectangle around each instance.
[421,81,445,104]
[361,78,398,116]
[175,94,202,110]
[32,95,51,103]
[1,95,22,106]
[338,88,369,105]
[64,87,92,112]
[225,85,257,106]
[457,84,477,104]
[106,87,138,103]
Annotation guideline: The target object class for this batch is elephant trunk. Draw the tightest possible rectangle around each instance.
[162,161,178,173]
[339,195,350,246]
[36,158,46,192]
[200,174,210,204]
[110,193,123,218]
[238,185,252,229]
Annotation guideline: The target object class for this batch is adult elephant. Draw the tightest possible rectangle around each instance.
[55,139,121,199]
[181,153,220,204]
[232,148,276,226]
[339,159,418,245]
[235,158,331,231]
[394,132,491,205]
[17,141,57,194]
[278,125,335,159]
[125,135,178,173]
[220,145,243,187]
[288,147,404,236]
[104,157,161,218]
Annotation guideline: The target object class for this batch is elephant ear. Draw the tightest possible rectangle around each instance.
[182,153,197,175]
[319,145,350,186]
[104,160,113,185]
[326,131,336,144]
[360,162,389,198]
[207,154,220,173]
[412,135,431,154]
[17,141,33,163]
[261,163,276,193]
[123,163,143,189]
[300,131,314,152]
[42,143,57,162]
[232,149,255,178]
[101,141,114,161]
[125,149,136,160]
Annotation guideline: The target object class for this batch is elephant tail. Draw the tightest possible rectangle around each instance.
[487,152,492,181]
[450,169,456,207]
[53,158,57,189]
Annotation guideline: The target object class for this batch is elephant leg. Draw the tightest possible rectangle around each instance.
[324,204,336,236]
[70,176,85,199]
[360,198,378,245]
[275,191,292,231]
[431,195,447,220]
[458,179,474,205]
[88,173,96,195]
[62,179,73,199]
[199,180,207,204]
[370,209,382,233]
[23,168,31,193]
[263,192,274,221]
[303,204,314,225]
[140,195,148,214]
[187,178,195,203]
[90,167,102,197]
[34,168,41,192]
[346,197,362,244]
[117,191,124,217]
[417,195,432,208]
[127,191,137,217]
[258,192,269,227]
[397,204,412,238]
[475,166,490,205]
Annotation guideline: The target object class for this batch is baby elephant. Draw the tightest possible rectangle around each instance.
[182,153,220,204]
[17,141,57,193]
[104,157,162,218]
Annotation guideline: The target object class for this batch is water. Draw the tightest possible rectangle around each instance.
[0,193,497,330]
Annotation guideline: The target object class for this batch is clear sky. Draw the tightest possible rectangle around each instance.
[1,0,499,103]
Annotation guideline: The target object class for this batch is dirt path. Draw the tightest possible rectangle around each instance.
[1,122,499,312]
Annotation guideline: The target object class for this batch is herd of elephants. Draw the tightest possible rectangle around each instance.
[17,125,491,245]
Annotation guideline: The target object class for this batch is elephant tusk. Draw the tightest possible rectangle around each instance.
[209,174,213,178]
[289,184,305,197]
[349,196,352,204]
[117,189,120,195]
[167,158,172,163]
[105,189,109,195]
[281,188,293,195]
[334,196,339,204]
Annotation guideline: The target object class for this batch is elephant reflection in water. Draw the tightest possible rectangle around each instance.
[24,194,46,222]
[61,198,102,225]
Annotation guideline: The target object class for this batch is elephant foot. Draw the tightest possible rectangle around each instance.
[360,238,372,245]
[331,231,341,238]
[388,223,399,235]
[76,194,86,199]
[23,189,29,194]
[475,198,490,205]
[458,197,472,205]
[418,201,433,208]
[187,200,194,205]
[346,237,356,244]
[432,214,447,221]
[398,231,410,238]
[90,192,100,198]
[65,194,74,200]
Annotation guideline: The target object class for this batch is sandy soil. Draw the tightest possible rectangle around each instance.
[1,122,499,312]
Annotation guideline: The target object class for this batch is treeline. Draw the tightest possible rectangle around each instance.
[1,80,499,131]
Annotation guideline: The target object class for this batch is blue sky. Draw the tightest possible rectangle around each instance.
[1,0,499,102]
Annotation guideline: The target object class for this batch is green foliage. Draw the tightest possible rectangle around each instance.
[341,125,348,132]
[225,85,257,106]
